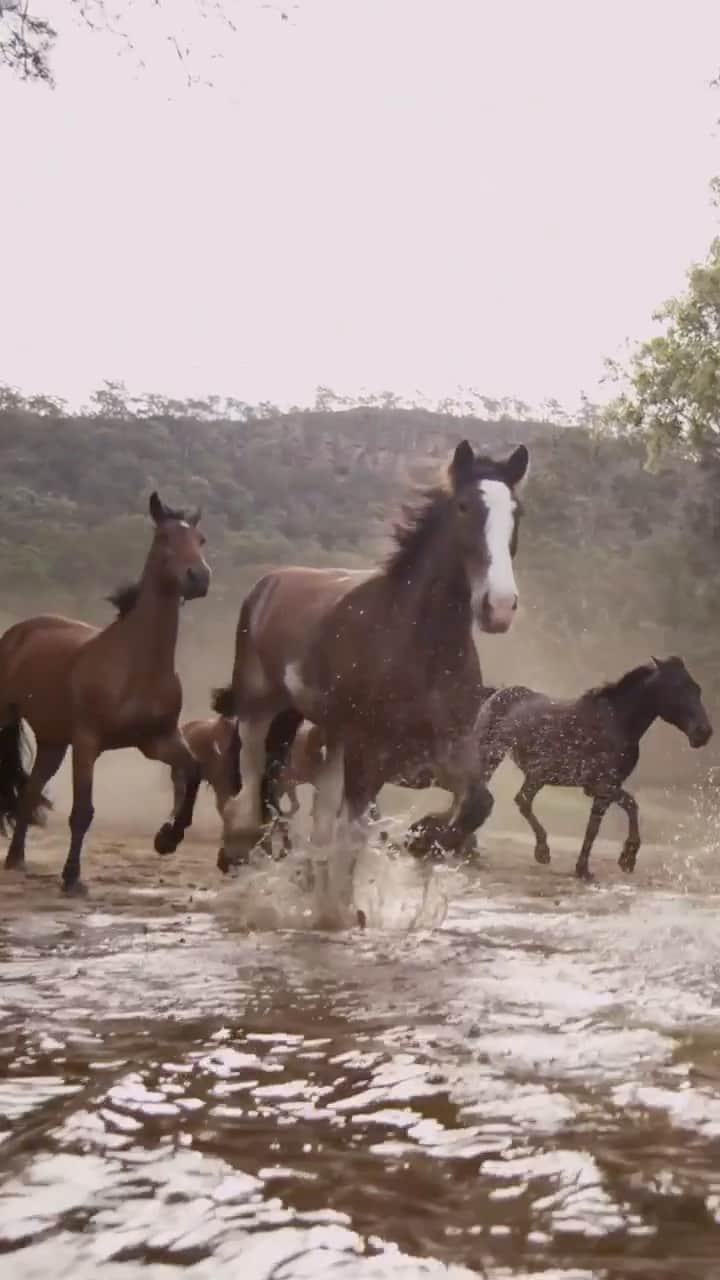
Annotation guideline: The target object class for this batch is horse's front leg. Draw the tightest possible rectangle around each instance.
[410,780,495,858]
[62,733,100,895]
[615,788,641,873]
[515,779,550,864]
[143,731,202,856]
[575,794,612,881]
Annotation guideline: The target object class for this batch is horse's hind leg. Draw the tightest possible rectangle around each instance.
[5,743,66,870]
[514,780,550,864]
[615,789,641,873]
[221,715,274,866]
[575,795,611,881]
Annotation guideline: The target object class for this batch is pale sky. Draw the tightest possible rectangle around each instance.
[2,0,719,411]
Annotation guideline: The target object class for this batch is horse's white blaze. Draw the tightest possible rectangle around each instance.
[312,743,345,845]
[471,479,518,629]
[223,715,272,835]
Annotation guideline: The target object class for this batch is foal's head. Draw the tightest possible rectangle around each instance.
[652,656,712,748]
[447,440,530,633]
[147,492,211,601]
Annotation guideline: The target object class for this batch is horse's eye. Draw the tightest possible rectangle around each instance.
[199,535,207,547]
[457,499,469,515]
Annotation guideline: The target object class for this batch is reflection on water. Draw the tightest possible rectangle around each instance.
[3,838,720,1277]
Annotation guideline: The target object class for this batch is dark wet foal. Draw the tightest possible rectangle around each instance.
[470,656,712,879]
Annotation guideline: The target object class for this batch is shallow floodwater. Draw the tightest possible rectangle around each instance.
[3,809,720,1279]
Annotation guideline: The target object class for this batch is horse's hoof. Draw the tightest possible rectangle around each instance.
[406,818,448,858]
[618,851,637,874]
[4,856,26,872]
[356,909,367,929]
[62,879,88,897]
[217,846,250,874]
[534,845,551,865]
[575,866,595,884]
[154,824,179,856]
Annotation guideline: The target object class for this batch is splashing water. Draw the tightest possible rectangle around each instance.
[214,820,458,933]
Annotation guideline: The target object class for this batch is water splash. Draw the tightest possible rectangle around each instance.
[213,821,458,933]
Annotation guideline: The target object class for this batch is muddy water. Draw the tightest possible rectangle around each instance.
[3,808,720,1279]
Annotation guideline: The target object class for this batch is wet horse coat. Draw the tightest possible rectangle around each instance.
[0,494,210,892]
[216,440,529,861]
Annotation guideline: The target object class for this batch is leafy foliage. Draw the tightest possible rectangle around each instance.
[606,234,720,465]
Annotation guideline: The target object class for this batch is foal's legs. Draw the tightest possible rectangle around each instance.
[143,730,203,856]
[615,788,641,873]
[5,743,66,870]
[154,767,202,856]
[61,733,100,894]
[575,794,612,881]
[514,779,550,864]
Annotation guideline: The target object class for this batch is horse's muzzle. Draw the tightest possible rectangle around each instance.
[183,564,211,600]
[478,592,518,634]
[689,722,713,749]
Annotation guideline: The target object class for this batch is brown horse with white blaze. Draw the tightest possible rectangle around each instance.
[215,440,529,863]
[0,493,210,893]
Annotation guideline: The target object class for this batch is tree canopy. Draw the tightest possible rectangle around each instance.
[606,230,720,465]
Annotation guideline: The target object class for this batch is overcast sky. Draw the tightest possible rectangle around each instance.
[2,0,719,410]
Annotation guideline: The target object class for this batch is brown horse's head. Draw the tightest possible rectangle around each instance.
[448,440,529,633]
[651,656,713,748]
[148,492,211,601]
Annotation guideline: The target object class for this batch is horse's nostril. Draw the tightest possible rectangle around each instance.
[512,596,519,612]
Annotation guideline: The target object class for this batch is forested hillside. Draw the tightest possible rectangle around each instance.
[1,385,718,780]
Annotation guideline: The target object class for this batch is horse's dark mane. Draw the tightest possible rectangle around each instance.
[584,663,657,705]
[107,582,141,618]
[385,456,509,578]
[385,486,451,577]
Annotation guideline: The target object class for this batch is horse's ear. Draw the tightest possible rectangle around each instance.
[189,508,202,528]
[449,440,476,490]
[651,655,665,668]
[149,491,166,525]
[501,444,530,492]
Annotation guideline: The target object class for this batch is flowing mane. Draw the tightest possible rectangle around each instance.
[384,452,522,580]
[384,486,453,578]
[583,663,657,704]
[107,582,141,618]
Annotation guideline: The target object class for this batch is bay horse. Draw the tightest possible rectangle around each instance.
[215,440,529,863]
[467,656,712,880]
[0,493,210,893]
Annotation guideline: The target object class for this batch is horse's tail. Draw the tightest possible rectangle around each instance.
[211,592,260,718]
[0,710,51,834]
